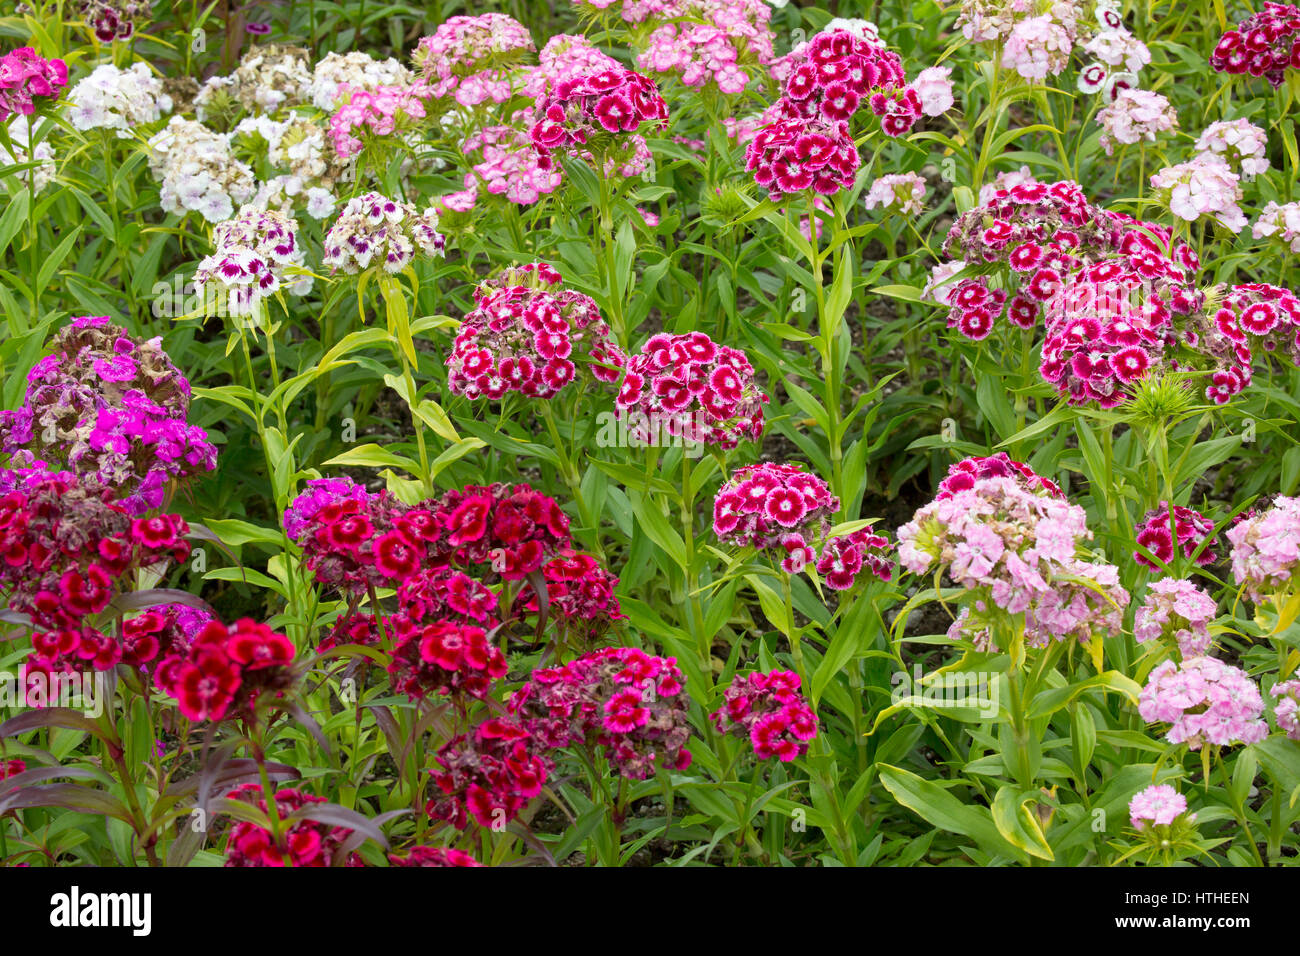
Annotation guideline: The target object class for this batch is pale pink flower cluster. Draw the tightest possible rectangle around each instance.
[328,82,432,160]
[864,172,927,216]
[1226,495,1300,601]
[635,0,775,94]
[1128,784,1189,829]
[1133,577,1217,658]
[1001,13,1076,80]
[921,260,969,307]
[1082,28,1152,73]
[308,51,412,111]
[897,467,1127,647]
[1195,119,1270,178]
[1253,200,1300,253]
[1096,88,1177,155]
[1139,656,1268,750]
[1271,680,1300,740]
[912,65,954,116]
[1150,155,1247,233]
[463,125,562,205]
[411,14,536,107]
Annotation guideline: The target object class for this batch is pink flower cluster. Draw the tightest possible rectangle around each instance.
[712,462,840,574]
[1134,503,1217,568]
[616,332,767,450]
[447,262,625,400]
[1128,783,1189,829]
[935,452,1064,501]
[529,68,669,171]
[1271,679,1300,740]
[745,118,860,199]
[1096,88,1178,154]
[710,670,818,761]
[412,14,536,106]
[1133,577,1217,658]
[1226,494,1300,600]
[155,618,297,723]
[1001,13,1074,81]
[1211,2,1300,87]
[224,784,359,867]
[864,172,927,215]
[328,82,432,160]
[428,716,551,830]
[517,551,626,643]
[0,47,68,123]
[389,846,482,867]
[521,34,620,100]
[898,457,1127,648]
[636,0,775,94]
[510,646,693,780]
[462,125,562,205]
[0,316,217,514]
[816,528,894,590]
[1139,656,1268,749]
[770,30,914,131]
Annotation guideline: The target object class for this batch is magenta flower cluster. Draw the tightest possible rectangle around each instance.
[710,670,818,762]
[712,461,839,574]
[0,47,68,123]
[529,67,669,171]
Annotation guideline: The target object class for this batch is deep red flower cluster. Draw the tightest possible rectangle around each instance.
[529,68,669,169]
[288,480,444,595]
[392,566,499,630]
[223,783,361,867]
[517,551,625,643]
[1135,503,1219,569]
[389,846,482,866]
[316,610,381,653]
[744,118,860,199]
[435,482,570,580]
[0,467,189,630]
[771,30,914,131]
[0,758,24,781]
[427,716,551,830]
[616,332,767,450]
[155,618,297,722]
[710,670,818,762]
[510,646,693,781]
[387,621,507,702]
[712,461,839,573]
[447,262,626,400]
[121,602,214,670]
[935,453,1064,500]
[1211,2,1300,87]
[816,528,894,590]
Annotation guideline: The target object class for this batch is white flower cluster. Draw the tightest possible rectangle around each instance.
[147,116,255,222]
[1253,201,1300,253]
[1195,119,1270,179]
[193,205,311,316]
[1,116,55,193]
[235,114,347,219]
[308,51,412,111]
[1150,155,1247,233]
[195,44,312,120]
[67,62,172,138]
[322,191,445,275]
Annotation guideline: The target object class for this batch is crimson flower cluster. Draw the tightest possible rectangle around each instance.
[427,716,551,830]
[392,566,499,630]
[1211,2,1300,87]
[1135,503,1218,569]
[0,758,24,781]
[437,482,570,580]
[447,262,625,400]
[816,528,894,590]
[387,621,507,703]
[0,316,217,514]
[1039,253,1201,407]
[510,646,693,780]
[517,551,626,644]
[285,477,444,595]
[771,30,915,133]
[0,467,189,631]
[711,670,818,762]
[616,332,767,450]
[934,452,1064,501]
[155,618,297,723]
[745,118,860,199]
[712,462,840,574]
[1194,283,1300,403]
[389,846,482,866]
[529,68,669,170]
[223,784,360,867]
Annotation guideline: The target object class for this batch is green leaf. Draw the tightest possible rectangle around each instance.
[877,764,1027,863]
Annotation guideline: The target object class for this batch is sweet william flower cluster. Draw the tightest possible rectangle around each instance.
[322,191,445,275]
